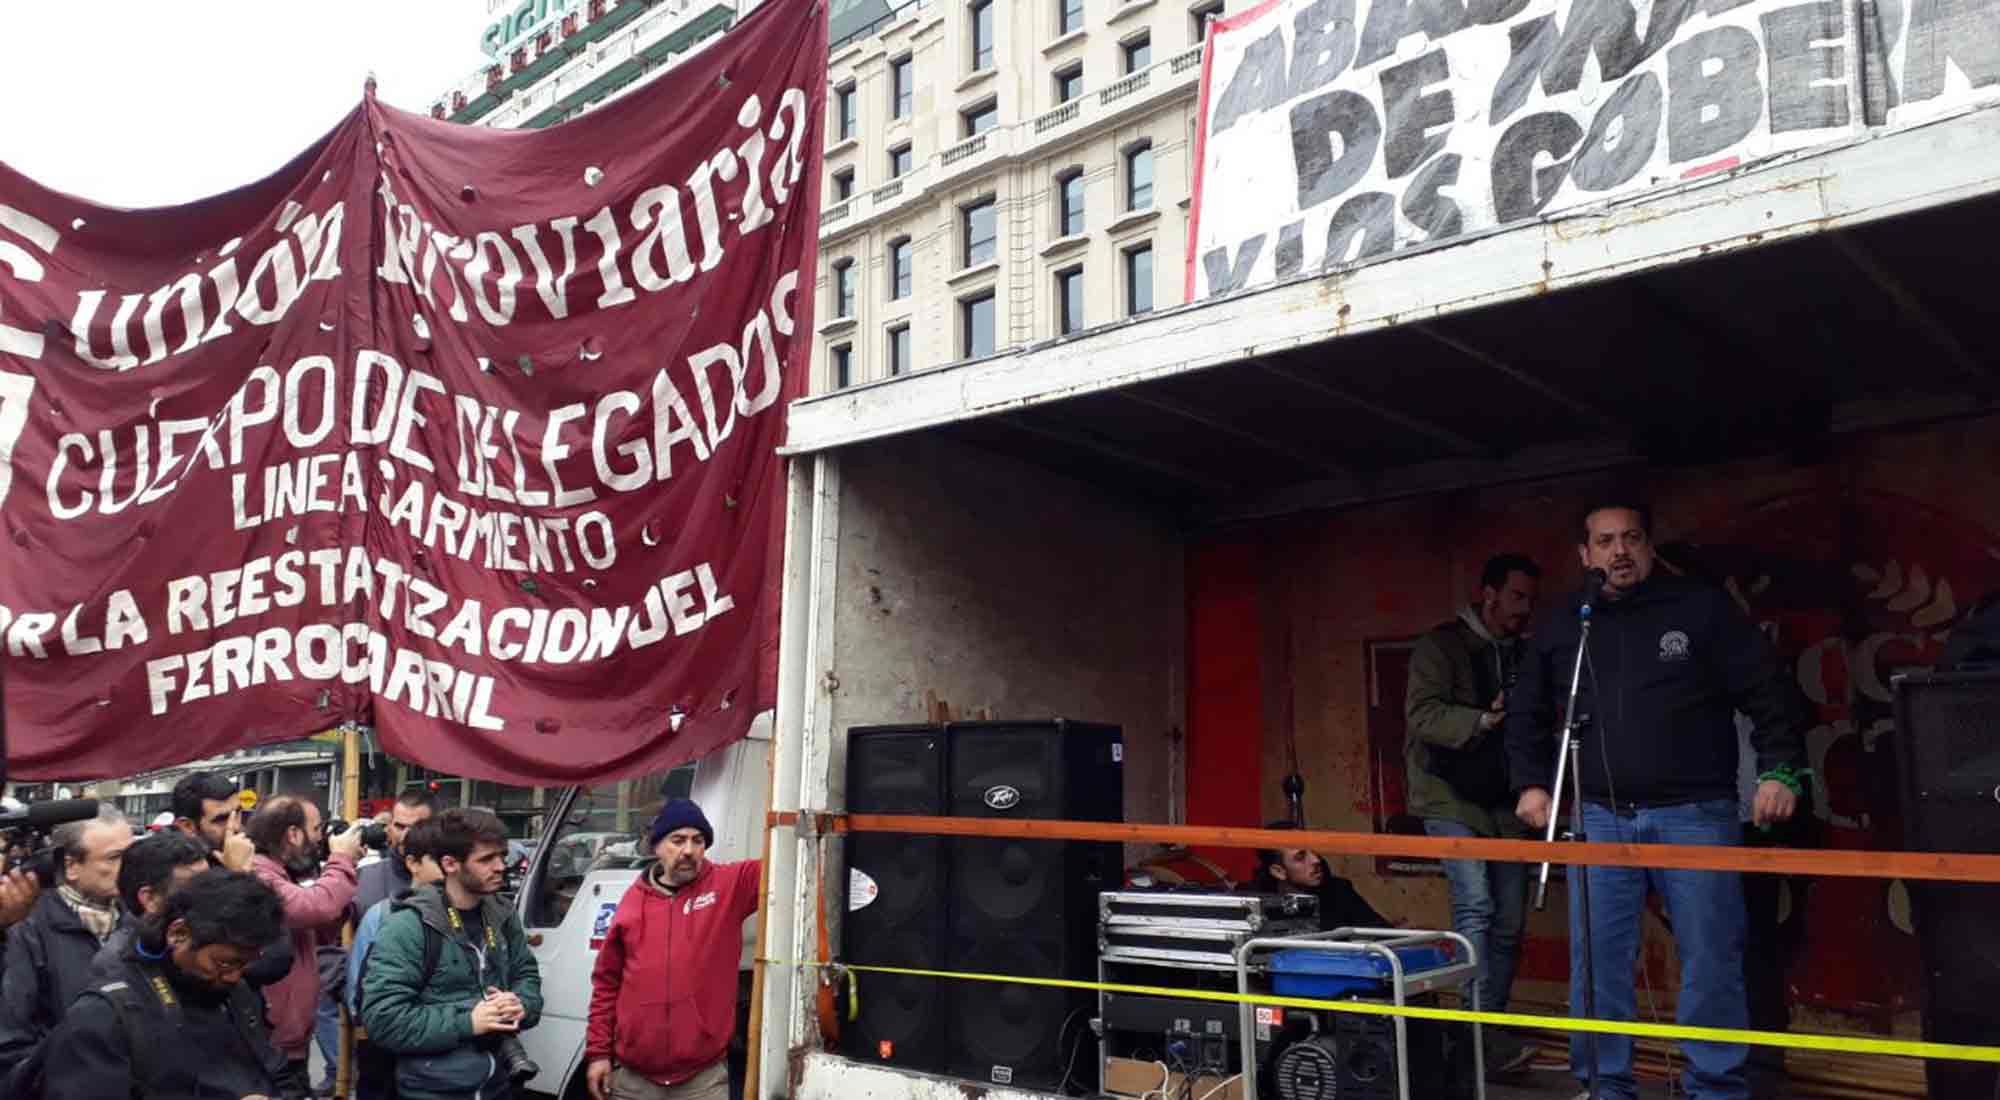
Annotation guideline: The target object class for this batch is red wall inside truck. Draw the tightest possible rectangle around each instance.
[1185,539,1265,883]
[1180,416,2000,1033]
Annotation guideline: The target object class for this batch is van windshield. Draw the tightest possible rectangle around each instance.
[527,765,696,928]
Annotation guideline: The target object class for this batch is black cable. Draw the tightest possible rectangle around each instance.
[1054,1007,1088,1095]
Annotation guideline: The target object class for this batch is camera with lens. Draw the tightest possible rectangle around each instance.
[322,818,391,853]
[0,828,60,889]
[496,1034,539,1083]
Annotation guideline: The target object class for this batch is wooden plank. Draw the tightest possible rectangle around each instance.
[769,811,2000,884]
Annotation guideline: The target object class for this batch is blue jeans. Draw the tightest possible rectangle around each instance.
[1422,818,1527,1022]
[1570,799,1748,1100]
[314,991,341,1087]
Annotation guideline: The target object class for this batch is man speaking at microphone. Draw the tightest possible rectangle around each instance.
[1504,500,1808,1100]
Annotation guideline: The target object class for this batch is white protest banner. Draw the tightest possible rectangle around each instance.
[1188,0,2000,299]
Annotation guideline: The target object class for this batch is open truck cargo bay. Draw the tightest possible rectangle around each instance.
[756,99,2000,1100]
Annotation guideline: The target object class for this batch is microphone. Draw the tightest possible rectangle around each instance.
[0,798,102,830]
[1579,567,1610,617]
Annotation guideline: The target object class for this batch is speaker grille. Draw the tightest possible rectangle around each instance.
[944,941,1076,1090]
[1893,671,2000,1099]
[843,727,949,1073]
[844,720,1124,1090]
[848,727,945,814]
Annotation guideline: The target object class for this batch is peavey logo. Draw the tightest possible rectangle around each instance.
[1659,630,1692,662]
[983,785,1022,811]
[684,890,718,915]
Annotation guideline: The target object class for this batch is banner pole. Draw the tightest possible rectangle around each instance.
[336,722,361,1100]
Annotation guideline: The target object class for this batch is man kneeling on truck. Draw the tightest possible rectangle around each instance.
[361,809,543,1100]
[586,798,762,1100]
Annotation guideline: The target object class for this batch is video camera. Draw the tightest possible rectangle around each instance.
[1,798,104,888]
[322,817,391,853]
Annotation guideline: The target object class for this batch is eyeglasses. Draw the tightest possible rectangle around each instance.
[202,953,255,977]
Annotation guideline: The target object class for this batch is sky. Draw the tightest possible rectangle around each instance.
[0,1,496,209]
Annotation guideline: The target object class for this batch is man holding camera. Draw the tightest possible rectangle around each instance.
[1405,552,1541,1079]
[0,807,134,1096]
[361,808,542,1100]
[0,863,35,932]
[249,796,363,1078]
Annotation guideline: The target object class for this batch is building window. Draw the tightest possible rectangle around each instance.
[833,260,855,318]
[891,55,914,118]
[1125,143,1154,211]
[1058,169,1086,236]
[1125,243,1153,316]
[832,343,853,388]
[1123,32,1152,73]
[970,0,995,71]
[889,237,913,300]
[963,197,997,268]
[1191,0,1224,40]
[833,167,855,201]
[890,143,914,178]
[961,291,996,359]
[1059,0,1084,35]
[888,324,912,375]
[1056,267,1085,335]
[1055,64,1084,103]
[836,82,857,140]
[963,99,999,136]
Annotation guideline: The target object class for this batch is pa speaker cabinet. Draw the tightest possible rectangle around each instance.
[944,720,1123,1090]
[1893,669,2000,1099]
[842,725,948,1074]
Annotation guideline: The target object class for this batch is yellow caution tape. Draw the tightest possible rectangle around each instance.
[771,959,2000,1064]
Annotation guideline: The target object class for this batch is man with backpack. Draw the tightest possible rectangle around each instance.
[360,808,542,1100]
[348,817,444,1100]
[41,868,305,1100]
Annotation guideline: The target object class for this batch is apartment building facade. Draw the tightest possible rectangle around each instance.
[434,0,1223,392]
[814,0,1222,390]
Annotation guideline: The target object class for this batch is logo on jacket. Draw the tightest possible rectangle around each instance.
[1658,630,1692,662]
[983,785,1021,811]
[684,890,718,915]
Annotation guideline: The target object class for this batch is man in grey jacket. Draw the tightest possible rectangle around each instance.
[1404,552,1540,1079]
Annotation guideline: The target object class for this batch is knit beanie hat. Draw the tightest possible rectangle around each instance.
[648,798,714,848]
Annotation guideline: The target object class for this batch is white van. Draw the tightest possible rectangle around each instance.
[511,726,771,1099]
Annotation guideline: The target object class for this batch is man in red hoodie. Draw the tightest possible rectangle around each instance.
[585,798,761,1100]
[247,795,363,1079]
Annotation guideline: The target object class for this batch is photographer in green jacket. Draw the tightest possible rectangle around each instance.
[359,808,542,1100]
[1404,552,1540,1080]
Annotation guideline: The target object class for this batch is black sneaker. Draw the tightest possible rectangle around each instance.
[1485,1041,1539,1080]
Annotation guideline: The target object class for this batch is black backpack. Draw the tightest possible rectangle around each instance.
[94,962,289,1099]
[352,914,446,1018]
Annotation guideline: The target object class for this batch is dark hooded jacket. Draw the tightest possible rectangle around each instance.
[0,890,128,1096]
[40,939,305,1100]
[1504,572,1807,806]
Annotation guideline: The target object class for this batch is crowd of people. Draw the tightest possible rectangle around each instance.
[0,773,761,1100]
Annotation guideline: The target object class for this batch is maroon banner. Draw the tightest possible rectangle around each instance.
[0,0,826,784]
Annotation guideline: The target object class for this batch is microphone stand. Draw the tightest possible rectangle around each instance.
[1535,588,1599,1099]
